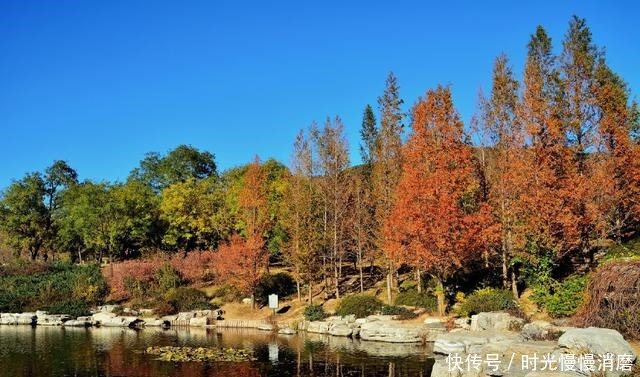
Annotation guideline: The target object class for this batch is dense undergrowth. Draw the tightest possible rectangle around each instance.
[0,261,107,317]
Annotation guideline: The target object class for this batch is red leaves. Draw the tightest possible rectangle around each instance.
[385,86,490,279]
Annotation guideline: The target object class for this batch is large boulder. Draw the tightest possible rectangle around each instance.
[278,327,296,335]
[359,321,426,343]
[189,317,209,327]
[307,321,330,334]
[92,312,144,328]
[471,312,524,332]
[433,330,520,355]
[328,324,354,337]
[557,327,636,364]
[37,314,72,326]
[520,321,570,341]
[0,313,36,325]
[64,316,93,327]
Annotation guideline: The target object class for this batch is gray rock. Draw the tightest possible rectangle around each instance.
[328,324,353,337]
[91,312,144,328]
[454,318,471,330]
[433,330,520,355]
[365,315,396,322]
[307,321,330,334]
[424,317,448,329]
[471,312,525,332]
[359,321,426,343]
[189,317,208,327]
[557,327,636,361]
[0,313,37,325]
[63,319,91,327]
[256,323,274,331]
[176,312,195,322]
[97,305,120,313]
[37,314,72,326]
[278,327,296,335]
[520,320,570,341]
[524,372,583,377]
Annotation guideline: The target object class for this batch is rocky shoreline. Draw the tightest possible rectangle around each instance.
[0,305,224,329]
[1,308,637,376]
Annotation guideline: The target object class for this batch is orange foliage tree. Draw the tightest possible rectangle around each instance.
[385,86,492,315]
[216,157,270,308]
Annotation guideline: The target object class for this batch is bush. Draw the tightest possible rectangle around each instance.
[46,300,91,318]
[457,287,517,317]
[381,305,418,320]
[336,294,383,318]
[531,275,587,318]
[303,304,326,321]
[155,264,182,294]
[254,272,296,307]
[576,261,640,340]
[209,284,244,304]
[0,262,107,314]
[163,287,212,313]
[394,291,438,312]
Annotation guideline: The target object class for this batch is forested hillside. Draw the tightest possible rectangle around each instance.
[1,16,639,327]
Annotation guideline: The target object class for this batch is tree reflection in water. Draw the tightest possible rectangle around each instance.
[0,326,433,377]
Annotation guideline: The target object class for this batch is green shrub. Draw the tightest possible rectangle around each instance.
[0,262,107,314]
[155,264,182,294]
[254,272,296,307]
[46,300,91,318]
[394,291,437,311]
[381,305,418,319]
[303,304,326,321]
[210,284,244,303]
[123,276,146,300]
[163,287,212,313]
[336,294,383,318]
[531,275,587,318]
[457,287,517,317]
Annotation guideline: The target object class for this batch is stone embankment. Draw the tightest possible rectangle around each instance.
[0,305,224,329]
[303,311,637,375]
[429,312,637,377]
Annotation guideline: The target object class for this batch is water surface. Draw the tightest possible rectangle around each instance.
[0,326,434,377]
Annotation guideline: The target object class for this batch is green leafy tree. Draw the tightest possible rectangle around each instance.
[0,173,48,260]
[159,178,228,251]
[129,145,217,192]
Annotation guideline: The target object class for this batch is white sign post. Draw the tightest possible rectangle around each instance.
[268,294,278,315]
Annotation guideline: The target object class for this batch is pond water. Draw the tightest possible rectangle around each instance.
[0,326,435,377]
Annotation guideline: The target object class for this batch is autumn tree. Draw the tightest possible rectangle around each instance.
[372,72,405,303]
[559,16,602,260]
[313,117,351,299]
[478,54,525,296]
[591,61,640,242]
[518,26,578,271]
[214,234,267,309]
[284,129,322,302]
[385,86,490,315]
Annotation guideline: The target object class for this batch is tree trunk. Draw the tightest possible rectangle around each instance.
[416,269,422,293]
[434,276,446,316]
[296,279,301,302]
[511,270,518,298]
[358,252,364,293]
[501,246,508,289]
[308,282,313,304]
[386,267,393,304]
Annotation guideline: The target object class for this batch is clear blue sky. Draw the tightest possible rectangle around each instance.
[1,1,638,188]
